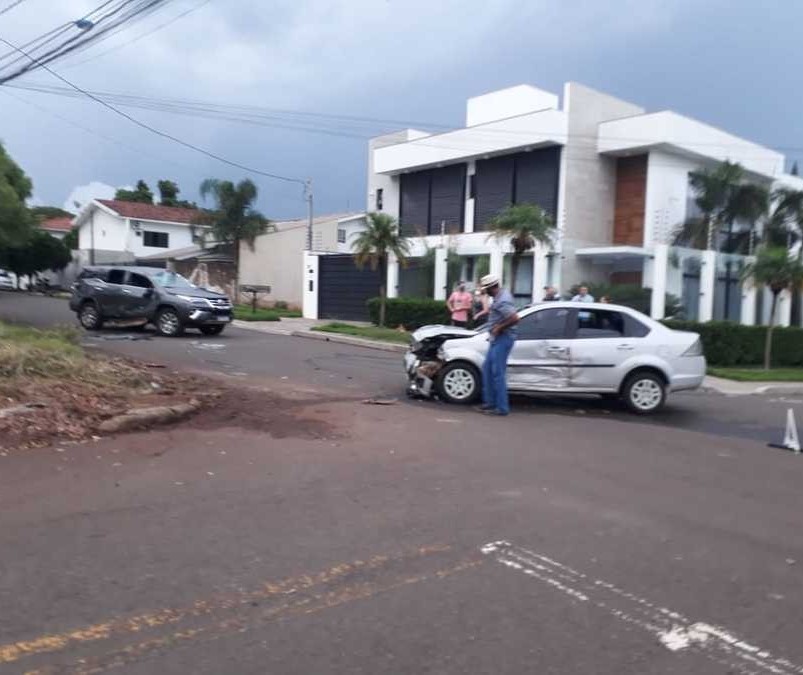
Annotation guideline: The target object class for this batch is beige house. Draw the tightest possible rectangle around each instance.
[238,213,366,308]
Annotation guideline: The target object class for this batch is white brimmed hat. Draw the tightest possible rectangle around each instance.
[479,273,500,290]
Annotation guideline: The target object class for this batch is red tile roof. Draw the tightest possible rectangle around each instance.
[96,199,201,224]
[39,216,74,232]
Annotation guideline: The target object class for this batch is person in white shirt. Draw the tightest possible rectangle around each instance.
[571,286,595,303]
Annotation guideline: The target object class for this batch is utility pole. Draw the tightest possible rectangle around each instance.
[305,178,314,251]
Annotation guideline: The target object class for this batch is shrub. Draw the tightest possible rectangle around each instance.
[662,319,803,367]
[367,296,449,330]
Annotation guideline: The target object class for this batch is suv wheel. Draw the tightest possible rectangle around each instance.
[199,325,225,336]
[78,302,103,330]
[622,372,666,414]
[156,308,184,337]
[436,362,480,404]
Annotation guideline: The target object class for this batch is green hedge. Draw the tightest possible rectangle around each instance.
[663,320,803,367]
[367,296,449,330]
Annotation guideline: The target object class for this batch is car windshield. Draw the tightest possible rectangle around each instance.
[150,271,196,290]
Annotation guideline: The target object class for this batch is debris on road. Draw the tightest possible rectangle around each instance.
[362,398,398,406]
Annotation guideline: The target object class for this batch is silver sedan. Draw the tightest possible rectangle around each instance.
[404,302,706,414]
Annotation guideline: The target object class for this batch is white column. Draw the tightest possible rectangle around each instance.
[464,160,476,234]
[433,247,448,300]
[778,289,792,327]
[698,249,716,322]
[387,254,399,299]
[532,245,548,302]
[489,245,504,282]
[740,284,757,326]
[650,243,669,319]
[302,252,319,319]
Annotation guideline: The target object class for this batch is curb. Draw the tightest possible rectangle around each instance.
[231,319,292,335]
[292,330,408,353]
[98,400,201,433]
[702,379,803,397]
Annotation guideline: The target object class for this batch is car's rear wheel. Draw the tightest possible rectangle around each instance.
[622,372,666,414]
[199,324,225,336]
[436,361,480,404]
[78,302,103,330]
[156,308,184,337]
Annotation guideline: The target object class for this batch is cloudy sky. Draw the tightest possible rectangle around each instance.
[0,0,801,218]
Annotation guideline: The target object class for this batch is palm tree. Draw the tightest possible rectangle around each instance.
[487,203,555,292]
[763,188,803,252]
[742,247,803,369]
[196,179,272,297]
[352,212,410,327]
[675,161,768,253]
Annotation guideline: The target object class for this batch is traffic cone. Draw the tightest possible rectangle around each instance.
[768,408,801,454]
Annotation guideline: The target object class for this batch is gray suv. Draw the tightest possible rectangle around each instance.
[70,266,233,336]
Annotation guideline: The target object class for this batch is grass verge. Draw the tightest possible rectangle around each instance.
[312,322,410,345]
[707,367,803,382]
[233,305,302,321]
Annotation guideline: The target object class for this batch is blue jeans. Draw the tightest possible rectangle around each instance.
[482,331,515,415]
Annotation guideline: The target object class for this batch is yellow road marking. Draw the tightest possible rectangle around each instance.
[0,544,454,667]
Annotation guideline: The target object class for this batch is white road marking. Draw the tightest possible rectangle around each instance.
[481,541,803,675]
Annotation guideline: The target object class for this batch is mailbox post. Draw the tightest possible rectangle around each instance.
[239,284,271,313]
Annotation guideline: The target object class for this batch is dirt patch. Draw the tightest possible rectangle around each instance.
[184,386,340,440]
[0,356,215,451]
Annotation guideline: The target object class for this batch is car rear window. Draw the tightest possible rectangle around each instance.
[79,268,107,281]
[106,269,126,284]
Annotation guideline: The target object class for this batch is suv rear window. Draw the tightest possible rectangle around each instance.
[79,268,107,281]
[106,269,126,284]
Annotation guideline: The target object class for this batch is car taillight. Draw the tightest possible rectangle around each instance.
[682,338,703,357]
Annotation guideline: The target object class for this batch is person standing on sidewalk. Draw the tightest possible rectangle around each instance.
[447,282,473,327]
[476,274,519,416]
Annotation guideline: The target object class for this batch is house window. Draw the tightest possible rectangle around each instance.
[143,231,169,248]
[376,188,384,211]
[337,229,346,244]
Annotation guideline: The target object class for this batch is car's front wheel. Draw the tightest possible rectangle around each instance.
[155,308,184,337]
[622,371,666,414]
[436,361,481,404]
[78,302,103,330]
[199,324,225,336]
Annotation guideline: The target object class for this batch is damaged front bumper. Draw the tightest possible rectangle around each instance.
[404,351,443,398]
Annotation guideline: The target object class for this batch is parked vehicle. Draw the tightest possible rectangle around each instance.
[0,270,13,291]
[70,266,233,336]
[404,302,705,414]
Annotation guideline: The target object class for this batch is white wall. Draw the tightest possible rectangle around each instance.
[643,150,698,247]
[77,209,126,252]
[336,216,367,253]
[599,111,785,180]
[367,130,428,219]
[373,108,568,174]
[126,220,197,257]
[465,84,558,126]
[239,215,352,307]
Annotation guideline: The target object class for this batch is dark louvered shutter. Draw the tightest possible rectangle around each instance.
[399,171,431,237]
[474,155,514,231]
[429,164,466,235]
[514,146,561,219]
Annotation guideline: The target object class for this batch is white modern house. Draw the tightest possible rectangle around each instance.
[72,199,204,266]
[319,82,800,326]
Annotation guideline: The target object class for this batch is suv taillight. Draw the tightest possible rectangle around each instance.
[682,338,703,357]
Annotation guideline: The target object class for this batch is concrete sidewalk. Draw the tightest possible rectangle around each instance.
[233,318,407,352]
[703,375,803,396]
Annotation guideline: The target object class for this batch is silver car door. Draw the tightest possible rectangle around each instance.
[567,308,632,390]
[507,307,572,391]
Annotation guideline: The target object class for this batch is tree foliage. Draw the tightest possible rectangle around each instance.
[0,141,34,247]
[742,246,803,369]
[115,179,154,204]
[0,230,72,285]
[30,205,74,221]
[488,202,555,289]
[157,179,196,208]
[674,161,768,252]
[352,212,411,327]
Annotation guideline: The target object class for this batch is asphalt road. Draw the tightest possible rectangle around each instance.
[2,292,803,675]
[1,291,799,445]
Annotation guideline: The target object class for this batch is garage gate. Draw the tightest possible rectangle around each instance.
[318,254,381,321]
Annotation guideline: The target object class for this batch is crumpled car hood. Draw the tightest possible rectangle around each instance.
[411,324,478,341]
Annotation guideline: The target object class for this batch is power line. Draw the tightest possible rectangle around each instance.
[0,35,306,186]
[62,0,212,68]
[0,0,26,19]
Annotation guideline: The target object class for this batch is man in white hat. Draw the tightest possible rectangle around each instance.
[477,273,519,416]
